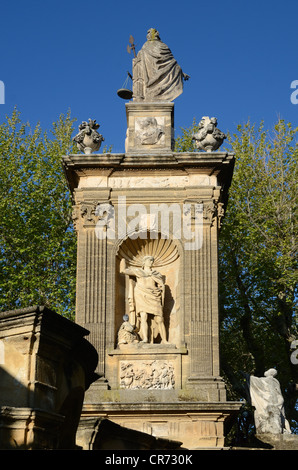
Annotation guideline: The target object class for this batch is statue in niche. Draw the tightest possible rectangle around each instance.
[117,314,139,346]
[245,368,291,435]
[120,256,169,344]
[132,28,189,102]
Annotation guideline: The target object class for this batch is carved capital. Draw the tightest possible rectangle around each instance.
[202,199,217,225]
[184,199,217,226]
[72,200,113,230]
[184,199,226,227]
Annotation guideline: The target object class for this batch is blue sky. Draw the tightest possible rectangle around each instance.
[1,0,297,153]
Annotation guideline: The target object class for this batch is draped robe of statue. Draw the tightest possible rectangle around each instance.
[124,266,165,319]
[133,31,185,102]
[120,260,167,343]
[247,369,291,434]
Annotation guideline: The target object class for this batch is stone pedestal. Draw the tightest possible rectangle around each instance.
[62,142,241,449]
[256,433,298,450]
[76,417,183,450]
[0,306,98,449]
[125,102,174,153]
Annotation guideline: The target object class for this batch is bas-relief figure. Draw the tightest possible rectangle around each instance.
[136,117,164,145]
[247,368,291,435]
[132,28,189,102]
[120,360,175,390]
[120,256,169,344]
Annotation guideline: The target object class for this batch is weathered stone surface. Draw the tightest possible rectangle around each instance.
[255,433,298,450]
[125,102,174,153]
[0,306,98,449]
[77,417,182,450]
[78,402,240,450]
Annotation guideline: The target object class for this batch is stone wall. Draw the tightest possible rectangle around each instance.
[0,306,98,449]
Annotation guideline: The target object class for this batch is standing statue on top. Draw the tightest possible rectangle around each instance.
[132,28,189,102]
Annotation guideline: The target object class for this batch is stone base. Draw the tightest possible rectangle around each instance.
[186,376,227,401]
[0,406,64,450]
[79,401,242,450]
[255,433,298,450]
[125,101,174,154]
[76,417,182,450]
[0,306,99,450]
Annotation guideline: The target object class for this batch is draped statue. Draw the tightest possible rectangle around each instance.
[120,256,168,344]
[246,369,291,434]
[132,28,189,102]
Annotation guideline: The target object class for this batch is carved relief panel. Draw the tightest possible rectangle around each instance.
[120,360,175,390]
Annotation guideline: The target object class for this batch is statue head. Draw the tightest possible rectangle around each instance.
[140,117,157,129]
[264,368,277,378]
[142,255,154,267]
[147,28,160,41]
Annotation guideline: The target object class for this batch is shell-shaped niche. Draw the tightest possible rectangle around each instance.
[117,233,179,267]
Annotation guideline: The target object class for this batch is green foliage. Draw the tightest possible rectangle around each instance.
[0,109,77,319]
[174,118,199,152]
[176,118,298,432]
[219,120,298,429]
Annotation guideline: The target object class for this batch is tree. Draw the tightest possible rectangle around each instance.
[175,119,298,432]
[0,109,77,318]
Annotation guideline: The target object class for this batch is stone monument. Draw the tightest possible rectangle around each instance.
[62,28,241,449]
